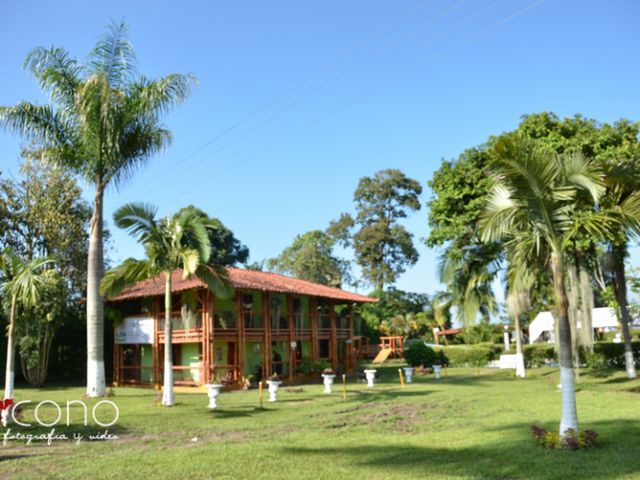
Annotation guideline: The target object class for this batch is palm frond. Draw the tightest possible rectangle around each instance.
[196,264,233,299]
[112,202,158,240]
[100,258,151,298]
[87,20,137,88]
[23,46,81,109]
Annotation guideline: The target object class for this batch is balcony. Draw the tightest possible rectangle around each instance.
[158,314,203,343]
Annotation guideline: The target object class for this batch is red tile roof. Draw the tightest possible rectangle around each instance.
[108,267,377,304]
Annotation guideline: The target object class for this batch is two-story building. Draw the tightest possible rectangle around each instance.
[108,267,376,387]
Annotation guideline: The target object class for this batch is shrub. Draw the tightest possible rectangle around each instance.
[591,341,640,368]
[531,425,598,450]
[297,357,315,376]
[523,344,556,367]
[403,342,438,367]
[437,346,494,367]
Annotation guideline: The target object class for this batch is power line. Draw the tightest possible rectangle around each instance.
[116,0,439,200]
[153,0,547,210]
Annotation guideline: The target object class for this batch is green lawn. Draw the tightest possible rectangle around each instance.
[1,366,639,479]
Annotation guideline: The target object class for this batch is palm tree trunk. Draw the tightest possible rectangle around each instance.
[3,297,17,400]
[162,272,175,406]
[514,314,525,378]
[578,265,594,352]
[611,244,637,379]
[86,184,106,397]
[552,252,579,435]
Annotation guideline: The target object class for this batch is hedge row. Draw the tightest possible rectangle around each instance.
[431,341,640,369]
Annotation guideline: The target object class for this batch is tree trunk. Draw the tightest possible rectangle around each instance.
[567,262,580,378]
[514,313,525,378]
[86,184,106,397]
[3,297,17,400]
[20,323,54,387]
[578,265,594,352]
[611,244,637,379]
[162,272,175,406]
[552,252,579,436]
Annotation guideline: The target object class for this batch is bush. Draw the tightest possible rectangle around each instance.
[531,425,598,450]
[437,346,494,367]
[591,341,640,368]
[403,342,438,367]
[523,344,556,367]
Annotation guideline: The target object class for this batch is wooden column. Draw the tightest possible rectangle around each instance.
[263,292,272,377]
[348,303,355,373]
[202,290,211,385]
[329,300,338,371]
[211,292,216,382]
[310,297,318,362]
[153,296,161,389]
[237,290,245,382]
[287,294,295,382]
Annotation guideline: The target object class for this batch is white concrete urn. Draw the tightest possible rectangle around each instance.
[266,380,282,402]
[403,367,414,383]
[205,384,223,409]
[433,365,442,379]
[321,373,336,394]
[364,369,377,387]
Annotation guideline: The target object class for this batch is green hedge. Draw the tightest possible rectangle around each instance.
[436,345,496,367]
[431,341,640,369]
[592,341,640,368]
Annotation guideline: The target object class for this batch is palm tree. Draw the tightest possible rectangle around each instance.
[0,251,54,399]
[438,243,501,326]
[100,203,232,406]
[602,163,640,379]
[0,22,196,397]
[479,135,612,436]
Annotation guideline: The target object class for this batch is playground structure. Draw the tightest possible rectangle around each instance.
[372,336,404,364]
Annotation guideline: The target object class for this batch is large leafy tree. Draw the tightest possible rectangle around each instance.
[0,22,196,396]
[332,169,422,291]
[0,159,89,386]
[177,206,249,267]
[427,147,502,326]
[0,252,54,399]
[267,230,349,287]
[516,112,640,378]
[479,134,615,435]
[100,203,232,406]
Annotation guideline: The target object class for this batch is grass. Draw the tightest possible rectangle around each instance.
[1,366,640,479]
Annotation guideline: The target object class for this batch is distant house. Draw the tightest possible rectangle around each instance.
[107,268,376,387]
[529,307,621,343]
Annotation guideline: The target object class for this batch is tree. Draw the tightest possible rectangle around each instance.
[0,251,54,399]
[358,288,431,339]
[427,148,502,327]
[479,134,613,435]
[177,206,249,266]
[516,112,640,378]
[333,169,422,291]
[0,22,196,396]
[267,230,349,287]
[100,203,232,406]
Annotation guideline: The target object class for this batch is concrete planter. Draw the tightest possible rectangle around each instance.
[403,367,414,383]
[266,380,282,402]
[204,384,223,409]
[433,365,442,379]
[364,369,377,388]
[321,374,336,394]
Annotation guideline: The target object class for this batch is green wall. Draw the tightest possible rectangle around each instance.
[181,343,201,382]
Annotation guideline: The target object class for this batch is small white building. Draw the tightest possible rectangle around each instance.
[529,307,620,343]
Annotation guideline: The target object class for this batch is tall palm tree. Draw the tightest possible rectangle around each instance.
[100,203,232,406]
[0,251,54,399]
[0,22,196,397]
[479,135,612,436]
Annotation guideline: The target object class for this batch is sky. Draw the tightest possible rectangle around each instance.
[1,0,640,301]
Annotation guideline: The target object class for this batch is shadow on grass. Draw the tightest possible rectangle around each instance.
[281,419,640,480]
